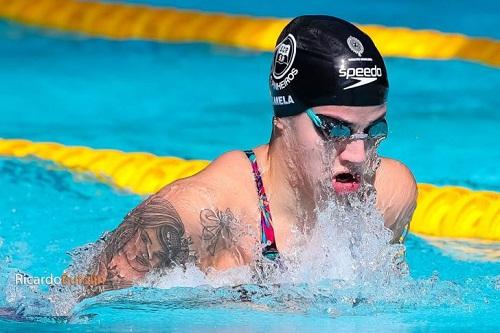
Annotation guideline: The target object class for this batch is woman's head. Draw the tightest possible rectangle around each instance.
[269,15,389,198]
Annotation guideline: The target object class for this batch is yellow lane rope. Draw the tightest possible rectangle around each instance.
[0,0,499,67]
[0,138,498,241]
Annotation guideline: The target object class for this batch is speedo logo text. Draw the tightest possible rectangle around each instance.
[339,65,382,90]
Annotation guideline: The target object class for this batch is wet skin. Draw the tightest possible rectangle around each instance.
[85,105,417,296]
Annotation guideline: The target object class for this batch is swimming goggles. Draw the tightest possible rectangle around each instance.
[306,109,388,141]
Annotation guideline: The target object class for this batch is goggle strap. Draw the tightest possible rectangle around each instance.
[306,109,323,128]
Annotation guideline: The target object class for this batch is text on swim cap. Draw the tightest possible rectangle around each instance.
[339,66,382,80]
[339,65,383,90]
[271,68,299,91]
[273,95,295,105]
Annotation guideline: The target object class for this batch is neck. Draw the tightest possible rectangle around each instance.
[253,141,317,232]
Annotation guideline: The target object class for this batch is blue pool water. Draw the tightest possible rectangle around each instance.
[0,157,499,331]
[0,2,499,332]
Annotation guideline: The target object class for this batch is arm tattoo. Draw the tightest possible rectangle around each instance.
[97,196,197,285]
[200,208,238,256]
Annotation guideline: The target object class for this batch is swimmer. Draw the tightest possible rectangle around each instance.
[86,15,417,294]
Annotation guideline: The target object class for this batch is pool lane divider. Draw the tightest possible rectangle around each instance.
[0,138,498,241]
[0,0,499,67]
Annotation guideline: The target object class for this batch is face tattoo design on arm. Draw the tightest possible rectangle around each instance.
[95,196,198,290]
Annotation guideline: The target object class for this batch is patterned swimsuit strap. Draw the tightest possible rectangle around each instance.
[243,150,280,261]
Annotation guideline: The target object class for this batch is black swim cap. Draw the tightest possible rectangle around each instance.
[270,15,389,117]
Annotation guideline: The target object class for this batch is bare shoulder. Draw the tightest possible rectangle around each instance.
[374,158,418,241]
[195,150,254,184]
[376,158,417,188]
[92,150,256,281]
[181,150,258,207]
[154,149,253,205]
[158,150,257,256]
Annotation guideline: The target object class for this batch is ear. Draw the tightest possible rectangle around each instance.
[273,116,286,131]
[270,116,286,143]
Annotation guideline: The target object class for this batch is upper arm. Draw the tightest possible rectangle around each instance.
[89,192,200,293]
[88,159,252,294]
[374,158,418,243]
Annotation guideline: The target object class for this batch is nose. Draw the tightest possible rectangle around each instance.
[337,139,367,164]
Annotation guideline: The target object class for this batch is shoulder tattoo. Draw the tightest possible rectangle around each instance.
[200,208,239,256]
[102,196,198,273]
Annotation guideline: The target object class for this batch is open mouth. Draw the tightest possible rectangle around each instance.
[332,172,361,193]
[335,172,358,183]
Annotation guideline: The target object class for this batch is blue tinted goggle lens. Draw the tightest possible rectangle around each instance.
[329,122,351,138]
[366,119,388,138]
[316,114,388,140]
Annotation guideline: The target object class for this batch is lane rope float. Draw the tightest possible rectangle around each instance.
[0,138,498,241]
[0,0,499,66]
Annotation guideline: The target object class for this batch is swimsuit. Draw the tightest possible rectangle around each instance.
[244,150,280,261]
